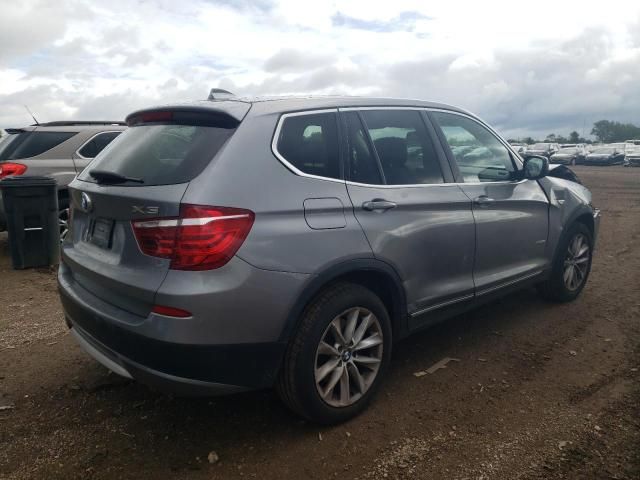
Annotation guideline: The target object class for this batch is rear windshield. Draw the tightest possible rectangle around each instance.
[77,124,235,186]
[0,131,77,160]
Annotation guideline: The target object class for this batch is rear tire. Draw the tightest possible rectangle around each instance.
[277,282,392,424]
[538,222,593,302]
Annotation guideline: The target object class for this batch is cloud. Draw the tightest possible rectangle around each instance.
[264,49,333,73]
[331,11,431,32]
[1,0,640,140]
[0,1,86,62]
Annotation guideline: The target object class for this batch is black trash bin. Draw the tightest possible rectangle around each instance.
[0,176,59,269]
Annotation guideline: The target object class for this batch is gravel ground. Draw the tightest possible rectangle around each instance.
[0,165,639,479]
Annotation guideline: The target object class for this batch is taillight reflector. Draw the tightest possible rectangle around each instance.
[152,305,192,318]
[132,204,255,270]
[0,162,27,178]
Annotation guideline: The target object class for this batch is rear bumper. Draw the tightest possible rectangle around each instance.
[58,261,300,394]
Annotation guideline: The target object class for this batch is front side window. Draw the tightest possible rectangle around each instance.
[78,131,122,158]
[344,112,382,185]
[276,112,340,179]
[360,110,444,185]
[432,111,514,183]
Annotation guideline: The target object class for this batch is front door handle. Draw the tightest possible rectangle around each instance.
[362,199,397,212]
[473,195,495,207]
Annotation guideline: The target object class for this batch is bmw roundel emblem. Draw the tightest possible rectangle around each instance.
[80,192,93,213]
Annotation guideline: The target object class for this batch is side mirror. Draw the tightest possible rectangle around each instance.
[522,155,549,180]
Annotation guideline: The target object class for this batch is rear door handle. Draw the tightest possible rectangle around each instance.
[473,195,495,207]
[362,199,397,212]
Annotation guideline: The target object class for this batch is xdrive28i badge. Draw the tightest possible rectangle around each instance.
[80,192,93,213]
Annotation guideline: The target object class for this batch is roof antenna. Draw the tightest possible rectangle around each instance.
[24,105,40,125]
[208,88,235,101]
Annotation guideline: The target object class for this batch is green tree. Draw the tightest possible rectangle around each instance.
[591,120,640,143]
[569,131,580,143]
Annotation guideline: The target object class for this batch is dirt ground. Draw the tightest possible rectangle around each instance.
[1,166,639,480]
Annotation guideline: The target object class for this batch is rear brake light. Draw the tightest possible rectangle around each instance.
[131,204,255,270]
[0,162,27,178]
[152,305,192,318]
[128,110,173,125]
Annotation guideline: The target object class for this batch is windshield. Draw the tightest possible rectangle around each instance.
[592,147,614,154]
[532,143,550,149]
[77,123,236,186]
[558,148,578,154]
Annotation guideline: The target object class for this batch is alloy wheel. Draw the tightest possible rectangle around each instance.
[563,233,590,291]
[314,307,384,408]
[59,208,70,242]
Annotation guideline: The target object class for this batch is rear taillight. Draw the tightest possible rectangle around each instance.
[0,162,27,178]
[132,204,255,270]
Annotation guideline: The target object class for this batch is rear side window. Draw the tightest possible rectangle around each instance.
[0,131,77,160]
[275,112,341,179]
[78,131,122,159]
[77,124,235,186]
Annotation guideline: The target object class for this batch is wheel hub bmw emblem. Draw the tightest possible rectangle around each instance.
[80,192,93,212]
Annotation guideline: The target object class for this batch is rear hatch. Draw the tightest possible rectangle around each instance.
[62,104,249,318]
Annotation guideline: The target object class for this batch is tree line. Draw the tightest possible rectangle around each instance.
[509,120,640,145]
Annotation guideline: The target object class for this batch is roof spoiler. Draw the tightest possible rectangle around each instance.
[125,105,249,127]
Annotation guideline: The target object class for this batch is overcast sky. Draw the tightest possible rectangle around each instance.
[1,0,639,138]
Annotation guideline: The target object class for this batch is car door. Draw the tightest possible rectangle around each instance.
[429,110,549,295]
[341,108,476,327]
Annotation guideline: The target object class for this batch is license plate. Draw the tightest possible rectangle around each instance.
[89,218,114,249]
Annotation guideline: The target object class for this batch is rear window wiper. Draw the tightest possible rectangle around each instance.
[89,169,144,184]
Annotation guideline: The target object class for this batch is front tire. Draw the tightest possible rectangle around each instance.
[277,283,392,424]
[538,222,593,302]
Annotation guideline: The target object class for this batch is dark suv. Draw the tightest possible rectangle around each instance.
[0,121,126,238]
[58,95,599,424]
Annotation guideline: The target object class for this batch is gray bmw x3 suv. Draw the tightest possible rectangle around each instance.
[58,95,600,424]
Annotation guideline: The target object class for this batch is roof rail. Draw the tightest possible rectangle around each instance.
[35,121,127,127]
[207,88,236,101]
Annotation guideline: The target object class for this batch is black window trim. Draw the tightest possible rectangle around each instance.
[271,106,525,188]
[271,109,345,184]
[75,130,123,160]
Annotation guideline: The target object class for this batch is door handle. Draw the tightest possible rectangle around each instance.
[473,195,495,207]
[362,199,397,212]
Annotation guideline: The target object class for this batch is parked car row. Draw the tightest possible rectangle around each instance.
[625,139,640,167]
[509,140,634,166]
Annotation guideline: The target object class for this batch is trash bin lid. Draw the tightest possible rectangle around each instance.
[0,175,57,189]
